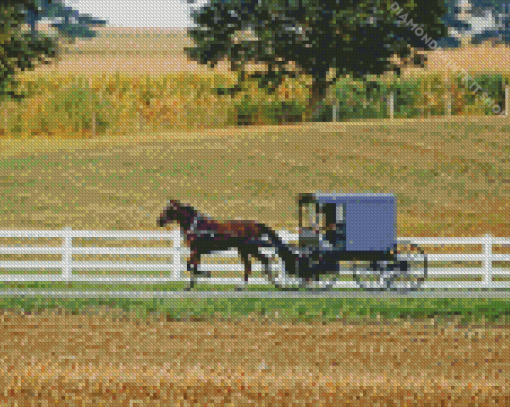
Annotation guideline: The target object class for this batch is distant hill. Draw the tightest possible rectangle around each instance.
[33,23,189,35]
[402,41,510,77]
[20,25,510,77]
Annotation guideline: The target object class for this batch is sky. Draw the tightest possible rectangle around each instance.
[456,0,499,35]
[41,0,498,33]
[45,0,209,28]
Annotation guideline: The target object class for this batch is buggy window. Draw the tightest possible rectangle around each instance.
[301,202,318,229]
[336,203,345,223]
[301,202,346,230]
[321,203,345,227]
[319,204,332,230]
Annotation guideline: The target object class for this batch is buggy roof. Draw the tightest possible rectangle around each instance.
[299,193,395,205]
[298,193,397,251]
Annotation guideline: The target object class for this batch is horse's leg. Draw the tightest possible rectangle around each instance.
[185,248,200,291]
[255,251,276,286]
[236,251,251,291]
[185,258,196,291]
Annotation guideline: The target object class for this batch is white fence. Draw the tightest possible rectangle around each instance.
[0,228,509,290]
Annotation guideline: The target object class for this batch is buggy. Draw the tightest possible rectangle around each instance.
[270,193,428,292]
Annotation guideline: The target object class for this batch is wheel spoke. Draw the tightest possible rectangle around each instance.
[391,244,428,292]
[352,245,427,292]
[353,260,391,291]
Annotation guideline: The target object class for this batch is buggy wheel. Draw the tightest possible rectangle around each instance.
[353,260,396,291]
[390,243,428,293]
[298,273,341,292]
[259,248,299,290]
[295,256,342,292]
[267,251,340,291]
[267,253,304,291]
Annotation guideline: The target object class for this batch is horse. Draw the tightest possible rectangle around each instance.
[157,199,296,291]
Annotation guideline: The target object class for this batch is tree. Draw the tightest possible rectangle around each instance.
[21,0,108,60]
[183,0,449,121]
[1,0,108,103]
[1,0,59,102]
[437,0,473,48]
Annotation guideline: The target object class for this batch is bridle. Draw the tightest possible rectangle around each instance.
[186,211,211,236]
[189,213,199,233]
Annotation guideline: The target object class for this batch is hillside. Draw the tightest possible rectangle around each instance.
[23,25,510,77]
[403,41,510,77]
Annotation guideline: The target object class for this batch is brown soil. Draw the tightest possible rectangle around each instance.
[0,306,508,406]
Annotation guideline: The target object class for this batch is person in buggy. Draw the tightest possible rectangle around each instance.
[319,203,346,251]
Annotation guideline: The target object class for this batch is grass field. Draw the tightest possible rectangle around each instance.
[21,25,510,76]
[0,119,509,236]
[0,296,508,325]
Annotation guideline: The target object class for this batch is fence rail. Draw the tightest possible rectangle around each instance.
[0,228,509,290]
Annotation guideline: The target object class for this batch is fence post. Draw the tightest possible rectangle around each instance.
[173,229,183,281]
[505,86,509,118]
[388,92,394,119]
[446,76,452,116]
[138,109,144,132]
[278,230,288,284]
[332,104,338,123]
[89,78,96,137]
[2,103,7,135]
[483,234,492,288]
[62,227,73,283]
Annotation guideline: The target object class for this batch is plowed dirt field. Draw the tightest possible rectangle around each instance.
[0,306,508,406]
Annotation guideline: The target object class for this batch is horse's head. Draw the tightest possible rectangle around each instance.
[157,199,181,227]
[157,199,195,229]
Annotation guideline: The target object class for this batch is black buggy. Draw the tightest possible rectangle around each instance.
[268,193,428,292]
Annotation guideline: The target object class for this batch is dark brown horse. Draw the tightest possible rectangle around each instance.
[157,199,296,290]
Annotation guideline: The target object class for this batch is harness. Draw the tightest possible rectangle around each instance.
[188,212,215,237]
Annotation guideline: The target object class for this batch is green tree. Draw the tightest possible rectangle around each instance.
[1,0,59,102]
[22,0,108,61]
[184,0,449,121]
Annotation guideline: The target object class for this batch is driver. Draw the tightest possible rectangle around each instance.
[322,204,346,250]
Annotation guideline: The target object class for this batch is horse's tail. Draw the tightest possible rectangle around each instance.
[259,224,297,275]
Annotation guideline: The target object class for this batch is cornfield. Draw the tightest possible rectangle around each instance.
[1,70,508,139]
[0,70,312,139]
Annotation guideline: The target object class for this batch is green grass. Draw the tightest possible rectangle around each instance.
[0,295,507,327]
[0,277,508,293]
